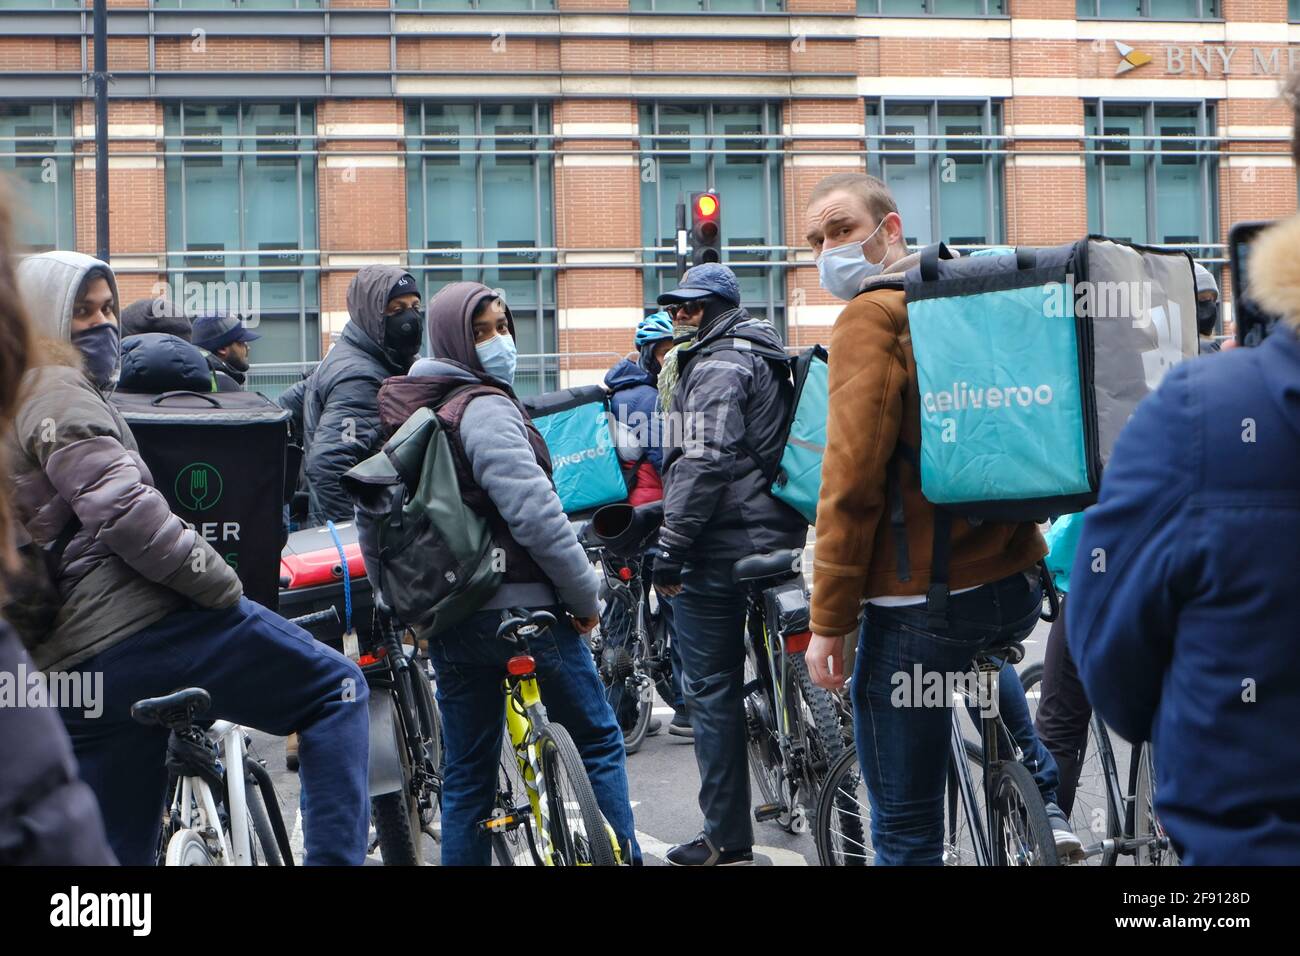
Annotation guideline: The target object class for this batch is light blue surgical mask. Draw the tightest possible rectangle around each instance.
[476,332,517,385]
[817,218,889,301]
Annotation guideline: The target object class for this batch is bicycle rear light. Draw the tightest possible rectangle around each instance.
[507,655,536,676]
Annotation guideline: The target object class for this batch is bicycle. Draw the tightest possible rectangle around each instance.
[736,548,851,836]
[582,502,677,754]
[131,687,294,867]
[816,642,1057,866]
[479,608,626,866]
[1019,662,1180,867]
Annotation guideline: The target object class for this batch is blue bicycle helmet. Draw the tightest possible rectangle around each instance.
[635,311,674,347]
[635,311,675,377]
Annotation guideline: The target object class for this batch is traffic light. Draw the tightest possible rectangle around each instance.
[690,191,722,266]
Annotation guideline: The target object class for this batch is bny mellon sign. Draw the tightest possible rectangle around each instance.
[1116,40,1300,76]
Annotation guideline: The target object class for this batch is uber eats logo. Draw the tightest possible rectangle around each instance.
[176,461,224,512]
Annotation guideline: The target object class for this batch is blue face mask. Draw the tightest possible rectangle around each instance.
[816,218,888,301]
[476,332,517,385]
[71,322,120,389]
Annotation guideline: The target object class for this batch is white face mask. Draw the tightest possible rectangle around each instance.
[816,218,889,301]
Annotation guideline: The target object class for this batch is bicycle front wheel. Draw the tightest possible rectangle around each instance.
[990,760,1059,866]
[490,740,542,867]
[536,723,620,866]
[814,748,873,865]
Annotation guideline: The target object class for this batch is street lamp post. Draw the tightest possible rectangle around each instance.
[93,0,109,262]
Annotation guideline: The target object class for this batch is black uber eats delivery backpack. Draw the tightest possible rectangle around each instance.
[111,389,291,609]
[342,397,503,637]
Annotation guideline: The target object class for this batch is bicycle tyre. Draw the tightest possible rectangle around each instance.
[790,653,848,799]
[372,692,422,866]
[621,631,654,756]
[990,760,1059,866]
[245,776,284,866]
[409,653,443,833]
[742,635,783,814]
[166,828,216,866]
[814,747,872,865]
[536,722,620,866]
[1133,744,1180,866]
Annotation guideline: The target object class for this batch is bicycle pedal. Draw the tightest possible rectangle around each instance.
[478,813,525,833]
[754,803,786,823]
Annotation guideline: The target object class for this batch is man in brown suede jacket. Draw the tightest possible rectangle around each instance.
[801,173,1077,864]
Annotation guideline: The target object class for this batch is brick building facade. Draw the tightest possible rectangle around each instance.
[1,0,1295,390]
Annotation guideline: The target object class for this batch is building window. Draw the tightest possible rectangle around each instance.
[1076,0,1218,18]
[859,0,1004,13]
[0,103,75,252]
[393,0,555,9]
[0,0,80,7]
[639,102,785,330]
[406,102,556,395]
[164,102,320,368]
[151,0,322,7]
[864,99,1004,249]
[630,0,783,10]
[1292,0,1300,21]
[1085,101,1218,251]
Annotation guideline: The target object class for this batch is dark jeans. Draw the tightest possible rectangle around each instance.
[672,560,752,850]
[1034,597,1093,817]
[427,606,639,865]
[61,597,370,866]
[852,571,1060,865]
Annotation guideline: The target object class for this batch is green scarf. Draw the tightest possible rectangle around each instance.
[656,322,700,413]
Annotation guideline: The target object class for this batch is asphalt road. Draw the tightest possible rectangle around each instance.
[251,527,1133,866]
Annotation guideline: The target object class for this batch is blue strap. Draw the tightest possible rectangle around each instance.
[326,520,352,633]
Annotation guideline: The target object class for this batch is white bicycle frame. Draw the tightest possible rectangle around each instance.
[168,720,254,866]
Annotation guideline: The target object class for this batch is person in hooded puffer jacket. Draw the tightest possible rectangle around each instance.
[0,184,115,866]
[377,281,639,866]
[278,267,422,524]
[8,251,371,866]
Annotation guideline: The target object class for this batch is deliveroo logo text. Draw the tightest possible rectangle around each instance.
[175,462,224,512]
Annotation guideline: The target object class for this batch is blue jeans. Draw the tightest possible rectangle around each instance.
[852,571,1060,865]
[672,560,753,850]
[61,597,370,866]
[427,606,639,865]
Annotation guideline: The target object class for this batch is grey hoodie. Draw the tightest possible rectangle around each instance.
[8,252,242,670]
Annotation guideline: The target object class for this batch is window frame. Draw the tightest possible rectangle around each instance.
[864,96,1005,249]
[1085,98,1218,252]
[1075,0,1220,20]
[857,0,1007,16]
[0,101,76,252]
[638,100,785,331]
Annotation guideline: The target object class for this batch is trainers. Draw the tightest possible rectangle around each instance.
[665,833,752,866]
[668,712,694,738]
[647,717,663,737]
[1044,802,1083,860]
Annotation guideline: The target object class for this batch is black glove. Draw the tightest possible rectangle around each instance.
[651,547,684,592]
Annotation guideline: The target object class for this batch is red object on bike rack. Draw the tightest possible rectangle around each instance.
[617,566,633,582]
[784,631,813,654]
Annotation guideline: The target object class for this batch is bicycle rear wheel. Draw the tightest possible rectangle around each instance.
[1133,745,1180,866]
[814,748,872,865]
[990,760,1059,866]
[742,633,783,818]
[536,723,620,866]
[790,653,849,823]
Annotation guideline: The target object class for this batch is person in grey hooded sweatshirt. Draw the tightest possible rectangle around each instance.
[8,251,370,866]
[376,280,639,866]
[279,266,422,524]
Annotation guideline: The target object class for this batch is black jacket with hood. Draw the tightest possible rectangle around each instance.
[660,307,808,560]
[283,265,414,523]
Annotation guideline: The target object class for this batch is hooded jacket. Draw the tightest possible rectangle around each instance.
[118,332,214,393]
[7,252,243,671]
[810,249,1046,637]
[0,620,116,864]
[392,281,600,617]
[200,348,245,392]
[659,307,809,560]
[287,265,414,524]
[1066,213,1300,865]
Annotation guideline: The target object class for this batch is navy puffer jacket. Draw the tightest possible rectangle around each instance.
[118,333,213,393]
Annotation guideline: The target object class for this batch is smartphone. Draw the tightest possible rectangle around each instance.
[1228,220,1280,347]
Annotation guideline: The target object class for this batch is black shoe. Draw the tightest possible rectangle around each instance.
[668,712,694,738]
[666,833,752,866]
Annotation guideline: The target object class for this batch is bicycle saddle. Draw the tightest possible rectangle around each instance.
[732,549,802,584]
[130,687,212,729]
[496,609,557,643]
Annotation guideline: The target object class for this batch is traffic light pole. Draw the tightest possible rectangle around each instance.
[93,0,109,262]
[675,198,688,282]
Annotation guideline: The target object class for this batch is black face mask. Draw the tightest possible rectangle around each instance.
[71,323,120,388]
[1196,299,1218,336]
[383,307,423,366]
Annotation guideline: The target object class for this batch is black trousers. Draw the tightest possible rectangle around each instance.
[1033,596,1096,817]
